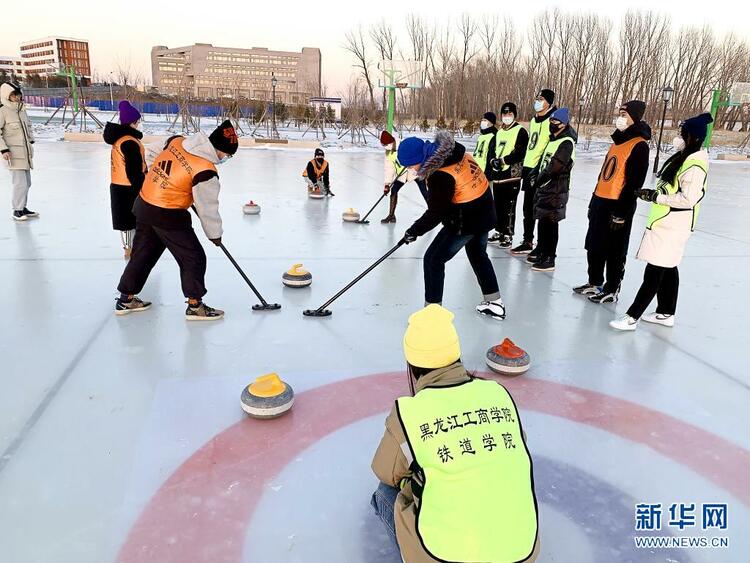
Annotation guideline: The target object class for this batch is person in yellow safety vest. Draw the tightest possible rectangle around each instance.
[511,89,557,257]
[573,101,651,304]
[379,130,428,223]
[103,101,147,259]
[473,112,498,178]
[488,102,529,248]
[527,108,577,273]
[114,120,238,320]
[303,148,334,196]
[371,304,539,563]
[397,132,506,320]
[610,113,712,332]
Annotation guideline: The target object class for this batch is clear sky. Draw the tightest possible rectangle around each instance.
[3,0,749,94]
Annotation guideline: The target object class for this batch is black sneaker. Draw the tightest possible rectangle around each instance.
[488,232,502,243]
[115,296,152,316]
[186,301,225,321]
[498,236,512,248]
[573,283,601,295]
[510,241,533,255]
[588,291,618,304]
[532,257,555,272]
[22,208,39,218]
[525,252,540,264]
[12,210,27,222]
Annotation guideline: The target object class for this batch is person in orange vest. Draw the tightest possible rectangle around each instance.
[103,101,147,259]
[114,120,238,320]
[574,101,651,303]
[397,132,506,320]
[302,148,334,196]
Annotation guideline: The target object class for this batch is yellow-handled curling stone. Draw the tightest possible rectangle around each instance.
[342,208,360,222]
[241,373,294,419]
[282,263,312,287]
[486,338,531,376]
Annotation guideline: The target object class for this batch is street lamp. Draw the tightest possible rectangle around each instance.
[578,97,586,126]
[109,71,114,109]
[271,73,278,139]
[653,85,674,174]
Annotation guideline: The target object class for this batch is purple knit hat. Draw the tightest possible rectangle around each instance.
[118,100,141,125]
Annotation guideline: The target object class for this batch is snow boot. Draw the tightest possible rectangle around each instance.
[381,193,398,223]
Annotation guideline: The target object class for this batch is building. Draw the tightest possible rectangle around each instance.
[0,56,24,81]
[151,43,321,104]
[310,96,342,120]
[19,37,91,82]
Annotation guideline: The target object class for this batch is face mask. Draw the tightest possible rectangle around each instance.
[480,119,492,130]
[615,116,629,131]
[533,100,545,112]
[672,136,686,152]
[501,115,514,126]
[218,155,232,164]
[132,122,142,131]
[316,157,324,163]
[383,143,394,151]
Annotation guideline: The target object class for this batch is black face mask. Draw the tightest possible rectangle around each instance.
[316,157,324,163]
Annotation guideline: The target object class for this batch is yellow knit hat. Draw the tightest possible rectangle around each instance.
[403,304,461,369]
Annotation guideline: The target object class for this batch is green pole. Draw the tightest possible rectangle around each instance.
[386,86,396,134]
[704,89,721,149]
[70,67,79,113]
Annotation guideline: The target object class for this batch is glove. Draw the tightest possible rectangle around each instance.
[637,189,659,203]
[402,231,417,245]
[490,158,503,172]
[384,184,391,195]
[210,237,222,247]
[610,215,626,231]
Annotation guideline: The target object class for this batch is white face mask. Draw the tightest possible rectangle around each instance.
[383,143,394,151]
[533,100,545,112]
[218,155,232,164]
[672,136,686,152]
[480,119,492,130]
[615,116,629,131]
[501,115,514,126]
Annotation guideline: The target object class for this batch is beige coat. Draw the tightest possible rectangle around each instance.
[636,150,708,268]
[0,83,34,170]
[371,363,539,563]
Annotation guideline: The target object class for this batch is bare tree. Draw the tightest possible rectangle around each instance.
[343,27,375,108]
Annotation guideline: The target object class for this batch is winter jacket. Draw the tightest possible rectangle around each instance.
[636,149,708,268]
[104,122,146,231]
[407,132,496,238]
[133,132,223,240]
[305,159,330,188]
[0,83,34,170]
[532,125,577,222]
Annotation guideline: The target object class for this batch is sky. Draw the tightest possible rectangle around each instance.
[3,0,750,95]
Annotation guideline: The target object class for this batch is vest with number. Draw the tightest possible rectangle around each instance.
[647,157,708,230]
[594,137,646,199]
[387,150,406,177]
[523,116,552,169]
[539,135,576,176]
[302,158,328,179]
[396,378,538,563]
[473,131,494,171]
[494,123,524,172]
[111,135,146,186]
[438,154,489,204]
[140,137,217,210]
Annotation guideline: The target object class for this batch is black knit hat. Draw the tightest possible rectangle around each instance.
[501,102,517,117]
[314,148,325,157]
[621,100,646,122]
[539,89,555,105]
[483,112,497,125]
[209,120,238,155]
[681,112,713,141]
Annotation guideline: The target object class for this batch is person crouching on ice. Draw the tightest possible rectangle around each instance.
[397,132,506,320]
[371,304,539,563]
[114,120,238,320]
[303,148,334,196]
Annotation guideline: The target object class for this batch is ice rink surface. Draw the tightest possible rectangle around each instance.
[0,140,748,563]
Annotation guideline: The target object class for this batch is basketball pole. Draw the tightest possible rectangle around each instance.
[384,68,397,134]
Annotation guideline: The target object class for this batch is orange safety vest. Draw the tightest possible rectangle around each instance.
[594,137,646,200]
[140,137,217,210]
[302,158,328,179]
[111,136,147,186]
[438,154,489,204]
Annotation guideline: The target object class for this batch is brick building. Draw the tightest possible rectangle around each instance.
[19,37,91,82]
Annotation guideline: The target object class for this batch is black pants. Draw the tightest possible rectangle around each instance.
[118,222,207,299]
[626,264,679,320]
[423,227,500,304]
[392,178,428,201]
[536,219,559,259]
[586,225,633,294]
[493,181,520,238]
[521,173,536,243]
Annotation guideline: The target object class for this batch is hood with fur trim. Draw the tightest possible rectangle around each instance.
[417,131,457,181]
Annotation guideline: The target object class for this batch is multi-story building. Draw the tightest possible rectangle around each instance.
[19,37,91,82]
[151,43,321,104]
[0,56,24,81]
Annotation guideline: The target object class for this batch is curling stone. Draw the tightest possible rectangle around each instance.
[309,189,325,199]
[242,200,261,215]
[240,373,294,419]
[486,338,531,376]
[282,263,312,287]
[342,208,360,222]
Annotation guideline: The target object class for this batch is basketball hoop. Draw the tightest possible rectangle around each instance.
[377,60,423,90]
[395,82,408,89]
[729,82,750,106]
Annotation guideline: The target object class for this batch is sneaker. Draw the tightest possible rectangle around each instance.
[326,190,335,197]
[380,215,396,224]
[488,232,502,243]
[531,257,555,272]
[525,252,540,265]
[588,291,618,304]
[185,301,225,321]
[498,236,512,249]
[22,208,39,218]
[573,283,601,295]
[642,312,675,327]
[476,298,506,320]
[115,296,152,316]
[510,241,533,255]
[12,210,28,222]
[609,314,637,331]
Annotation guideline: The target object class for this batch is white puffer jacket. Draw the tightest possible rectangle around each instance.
[0,83,35,170]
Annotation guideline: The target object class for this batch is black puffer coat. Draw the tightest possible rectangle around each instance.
[532,125,578,222]
[103,122,146,231]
